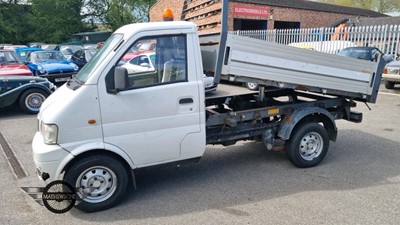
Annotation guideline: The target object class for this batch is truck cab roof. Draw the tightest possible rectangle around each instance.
[115,21,198,38]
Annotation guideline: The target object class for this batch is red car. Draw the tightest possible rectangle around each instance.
[121,40,156,62]
[0,50,33,76]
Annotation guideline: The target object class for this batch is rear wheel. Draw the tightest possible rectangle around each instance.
[384,80,395,89]
[285,122,329,168]
[19,88,48,114]
[64,155,129,212]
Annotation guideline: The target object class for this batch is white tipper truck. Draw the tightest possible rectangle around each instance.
[32,0,385,212]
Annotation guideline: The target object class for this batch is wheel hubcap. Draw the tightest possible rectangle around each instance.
[25,93,46,112]
[76,166,117,203]
[299,132,323,161]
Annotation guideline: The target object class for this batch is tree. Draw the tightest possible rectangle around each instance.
[103,0,136,31]
[30,0,86,43]
[84,0,157,31]
[136,0,157,22]
[318,0,400,13]
[0,0,158,44]
[0,2,32,44]
[375,0,400,13]
[81,0,110,28]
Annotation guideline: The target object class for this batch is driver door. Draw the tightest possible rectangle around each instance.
[99,34,203,167]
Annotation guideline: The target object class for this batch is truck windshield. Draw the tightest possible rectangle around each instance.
[75,34,123,83]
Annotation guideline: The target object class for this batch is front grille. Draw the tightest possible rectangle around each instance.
[48,71,75,76]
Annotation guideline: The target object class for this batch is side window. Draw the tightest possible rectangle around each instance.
[371,49,379,61]
[76,51,83,58]
[117,34,187,90]
[26,52,32,61]
[129,56,140,65]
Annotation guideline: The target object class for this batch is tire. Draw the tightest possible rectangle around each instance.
[64,155,129,212]
[19,88,48,114]
[285,122,329,168]
[384,80,395,89]
[245,82,259,90]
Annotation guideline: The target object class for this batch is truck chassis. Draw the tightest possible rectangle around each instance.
[205,88,360,167]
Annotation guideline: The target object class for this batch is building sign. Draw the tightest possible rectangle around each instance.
[233,4,269,17]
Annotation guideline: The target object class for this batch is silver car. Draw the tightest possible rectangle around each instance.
[382,60,400,89]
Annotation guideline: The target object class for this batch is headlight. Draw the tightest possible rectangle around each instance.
[38,66,46,74]
[70,63,79,71]
[41,123,58,145]
[387,68,400,75]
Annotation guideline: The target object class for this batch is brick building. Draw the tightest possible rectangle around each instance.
[150,0,386,34]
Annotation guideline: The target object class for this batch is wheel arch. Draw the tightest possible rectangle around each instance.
[58,145,136,185]
[1,84,51,108]
[19,84,52,97]
[278,107,337,142]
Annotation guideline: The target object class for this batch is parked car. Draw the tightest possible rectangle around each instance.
[202,75,218,93]
[337,47,393,64]
[25,50,79,83]
[2,45,28,51]
[382,60,400,89]
[55,45,84,61]
[121,40,156,62]
[27,42,45,48]
[121,52,217,92]
[66,31,112,45]
[70,49,98,69]
[40,44,58,50]
[15,47,43,62]
[96,42,104,49]
[0,76,55,113]
[0,50,33,76]
[121,52,155,73]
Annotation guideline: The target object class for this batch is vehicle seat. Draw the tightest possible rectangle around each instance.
[162,59,186,83]
[162,60,174,82]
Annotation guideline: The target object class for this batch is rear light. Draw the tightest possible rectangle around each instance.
[383,68,387,74]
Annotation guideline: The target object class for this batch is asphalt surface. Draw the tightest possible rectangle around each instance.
[0,83,399,224]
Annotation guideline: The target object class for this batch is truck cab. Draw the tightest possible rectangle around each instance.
[33,22,207,212]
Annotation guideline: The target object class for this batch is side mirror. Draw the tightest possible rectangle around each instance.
[112,67,129,93]
[140,62,150,68]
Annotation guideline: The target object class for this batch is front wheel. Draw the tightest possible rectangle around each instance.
[19,88,48,114]
[64,155,129,212]
[285,122,329,168]
[384,80,395,89]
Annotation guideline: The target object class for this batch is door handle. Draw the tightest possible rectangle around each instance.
[179,98,193,104]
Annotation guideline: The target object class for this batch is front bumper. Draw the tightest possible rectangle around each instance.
[39,72,78,83]
[32,132,73,182]
[382,73,400,83]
